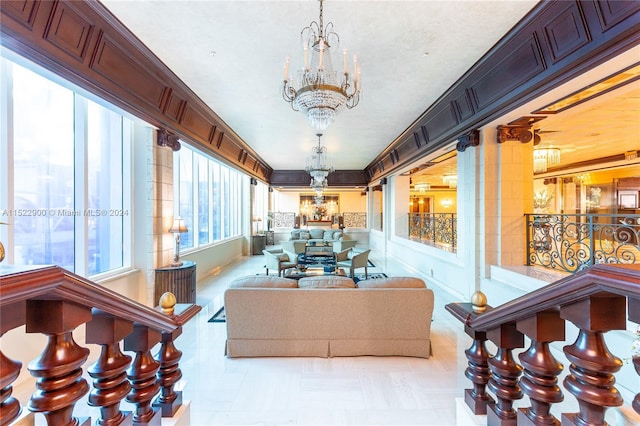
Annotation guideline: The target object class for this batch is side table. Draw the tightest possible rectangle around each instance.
[251,234,266,255]
[154,260,196,305]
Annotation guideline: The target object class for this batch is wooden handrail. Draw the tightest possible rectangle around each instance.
[0,265,201,333]
[447,264,640,330]
[0,265,201,425]
[446,264,640,425]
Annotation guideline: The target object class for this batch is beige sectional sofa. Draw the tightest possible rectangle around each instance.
[224,275,435,358]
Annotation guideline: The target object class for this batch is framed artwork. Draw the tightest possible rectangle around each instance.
[618,191,638,209]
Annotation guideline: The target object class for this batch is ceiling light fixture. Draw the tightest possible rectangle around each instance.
[282,0,361,131]
[442,174,458,189]
[414,182,431,192]
[533,147,561,173]
[306,133,334,190]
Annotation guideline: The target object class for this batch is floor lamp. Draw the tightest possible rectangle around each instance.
[169,216,188,266]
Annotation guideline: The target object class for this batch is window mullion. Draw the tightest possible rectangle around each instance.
[74,95,88,276]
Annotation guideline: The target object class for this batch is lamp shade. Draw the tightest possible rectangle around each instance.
[169,217,188,233]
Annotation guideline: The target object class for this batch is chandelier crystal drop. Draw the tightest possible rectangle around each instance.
[306,133,334,190]
[282,0,361,131]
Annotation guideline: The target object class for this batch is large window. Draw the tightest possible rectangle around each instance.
[174,145,242,248]
[0,55,132,276]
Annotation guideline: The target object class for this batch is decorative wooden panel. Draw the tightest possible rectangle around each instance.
[44,2,94,63]
[470,35,546,111]
[364,0,639,183]
[0,0,272,183]
[594,0,640,32]
[541,1,591,64]
[1,0,39,32]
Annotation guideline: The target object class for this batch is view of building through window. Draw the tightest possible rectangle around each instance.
[2,56,131,276]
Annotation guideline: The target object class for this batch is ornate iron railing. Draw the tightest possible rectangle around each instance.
[526,213,640,273]
[408,213,457,252]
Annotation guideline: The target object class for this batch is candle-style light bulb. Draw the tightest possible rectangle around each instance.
[318,39,325,69]
[304,46,309,70]
[284,56,290,81]
[343,48,348,74]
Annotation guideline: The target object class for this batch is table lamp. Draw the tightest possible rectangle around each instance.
[169,216,188,266]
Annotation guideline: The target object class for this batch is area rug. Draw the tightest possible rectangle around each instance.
[208,306,226,323]
[353,272,387,283]
[296,253,375,268]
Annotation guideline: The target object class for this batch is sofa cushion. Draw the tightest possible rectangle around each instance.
[333,231,343,240]
[309,228,325,239]
[290,230,300,240]
[275,253,290,261]
[230,276,298,288]
[357,277,426,288]
[299,230,311,240]
[323,230,334,240]
[298,276,356,288]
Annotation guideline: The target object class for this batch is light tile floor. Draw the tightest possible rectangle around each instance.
[177,250,471,425]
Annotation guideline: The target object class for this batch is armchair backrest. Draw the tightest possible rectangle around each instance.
[351,250,371,268]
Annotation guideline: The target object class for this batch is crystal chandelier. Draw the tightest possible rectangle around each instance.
[306,133,334,189]
[533,148,561,173]
[282,0,361,131]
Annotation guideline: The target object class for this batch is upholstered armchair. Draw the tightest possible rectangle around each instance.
[331,239,357,253]
[263,249,297,277]
[280,240,307,255]
[336,249,371,279]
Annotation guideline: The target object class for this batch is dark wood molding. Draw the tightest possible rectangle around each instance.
[157,129,181,151]
[365,0,640,182]
[0,0,272,182]
[270,170,367,188]
[1,1,637,186]
[456,130,480,152]
[497,125,535,144]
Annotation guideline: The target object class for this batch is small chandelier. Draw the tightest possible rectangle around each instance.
[282,0,361,131]
[533,148,561,173]
[414,182,431,193]
[306,133,334,188]
[442,174,458,189]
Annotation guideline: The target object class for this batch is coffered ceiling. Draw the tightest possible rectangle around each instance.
[99,1,639,182]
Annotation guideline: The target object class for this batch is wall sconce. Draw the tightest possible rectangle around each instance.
[168,216,188,266]
[441,199,453,208]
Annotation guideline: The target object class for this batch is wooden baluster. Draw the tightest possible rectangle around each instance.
[560,295,625,425]
[1,301,26,425]
[25,300,92,426]
[124,325,161,425]
[516,310,565,426]
[629,297,640,416]
[464,327,494,414]
[153,293,183,417]
[486,322,524,426]
[0,350,22,424]
[85,310,134,425]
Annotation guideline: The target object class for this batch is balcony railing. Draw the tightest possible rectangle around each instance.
[0,264,201,425]
[408,213,457,252]
[526,213,640,273]
[447,263,640,425]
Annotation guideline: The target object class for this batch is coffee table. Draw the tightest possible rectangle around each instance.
[303,242,335,264]
[284,267,346,280]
